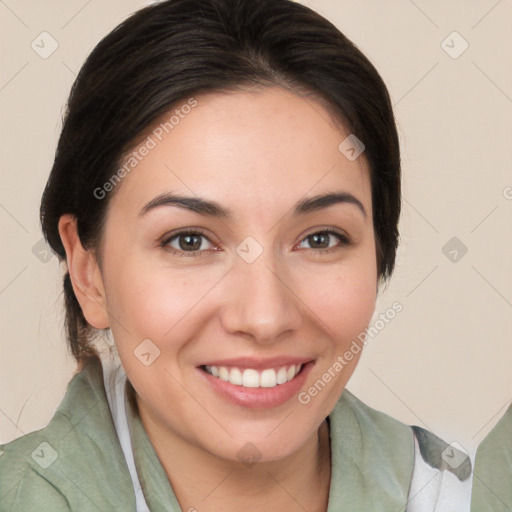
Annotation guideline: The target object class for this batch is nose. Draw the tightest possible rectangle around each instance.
[219,251,303,345]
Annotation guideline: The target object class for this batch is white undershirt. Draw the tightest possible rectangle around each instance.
[101,355,151,512]
[100,355,473,512]
[407,436,473,511]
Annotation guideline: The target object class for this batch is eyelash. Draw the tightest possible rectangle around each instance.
[159,228,351,258]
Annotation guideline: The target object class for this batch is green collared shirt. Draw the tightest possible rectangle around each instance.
[471,404,512,511]
[0,355,418,511]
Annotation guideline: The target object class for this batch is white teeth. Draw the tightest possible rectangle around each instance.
[219,367,229,381]
[230,368,243,385]
[242,369,260,388]
[260,369,276,388]
[276,366,288,384]
[204,364,303,388]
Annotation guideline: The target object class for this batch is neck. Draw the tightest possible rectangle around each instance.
[136,395,331,512]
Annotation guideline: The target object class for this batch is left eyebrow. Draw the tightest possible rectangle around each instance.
[138,191,367,219]
[293,192,367,218]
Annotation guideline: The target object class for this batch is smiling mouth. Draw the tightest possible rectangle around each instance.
[201,364,304,388]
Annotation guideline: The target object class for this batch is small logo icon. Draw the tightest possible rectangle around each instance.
[31,32,59,59]
[441,32,469,59]
[442,441,469,469]
[134,338,161,366]
[31,442,58,468]
[237,442,262,468]
[442,237,468,263]
[32,237,54,263]
[338,134,365,161]
[236,236,263,264]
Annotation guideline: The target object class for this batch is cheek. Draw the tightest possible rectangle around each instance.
[330,273,376,337]
[293,268,376,415]
[103,258,221,343]
[294,258,377,343]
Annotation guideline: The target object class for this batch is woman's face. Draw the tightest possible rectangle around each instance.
[98,86,377,462]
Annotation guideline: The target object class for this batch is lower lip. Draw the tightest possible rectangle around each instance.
[197,361,315,409]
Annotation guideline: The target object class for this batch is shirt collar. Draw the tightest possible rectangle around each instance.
[123,378,414,511]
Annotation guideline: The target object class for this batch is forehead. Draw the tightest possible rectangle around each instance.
[109,86,371,219]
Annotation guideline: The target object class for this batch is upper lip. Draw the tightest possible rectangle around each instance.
[199,356,313,370]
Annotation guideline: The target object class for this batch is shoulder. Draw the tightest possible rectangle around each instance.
[475,402,512,461]
[334,390,471,479]
[330,390,472,511]
[471,403,512,511]
[0,356,135,511]
[0,443,71,511]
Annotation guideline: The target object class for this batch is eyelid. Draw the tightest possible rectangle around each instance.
[160,227,211,243]
[296,227,351,247]
[304,226,350,238]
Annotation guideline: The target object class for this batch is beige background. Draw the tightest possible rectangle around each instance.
[1,0,511,455]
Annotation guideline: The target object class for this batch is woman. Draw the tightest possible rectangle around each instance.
[0,0,471,510]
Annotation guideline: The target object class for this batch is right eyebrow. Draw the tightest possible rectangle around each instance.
[139,193,230,218]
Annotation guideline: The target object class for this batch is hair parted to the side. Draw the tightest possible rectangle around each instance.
[40,0,401,366]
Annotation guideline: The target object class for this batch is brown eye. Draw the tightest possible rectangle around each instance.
[162,230,214,256]
[297,229,350,252]
[306,232,331,249]
[177,233,203,251]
